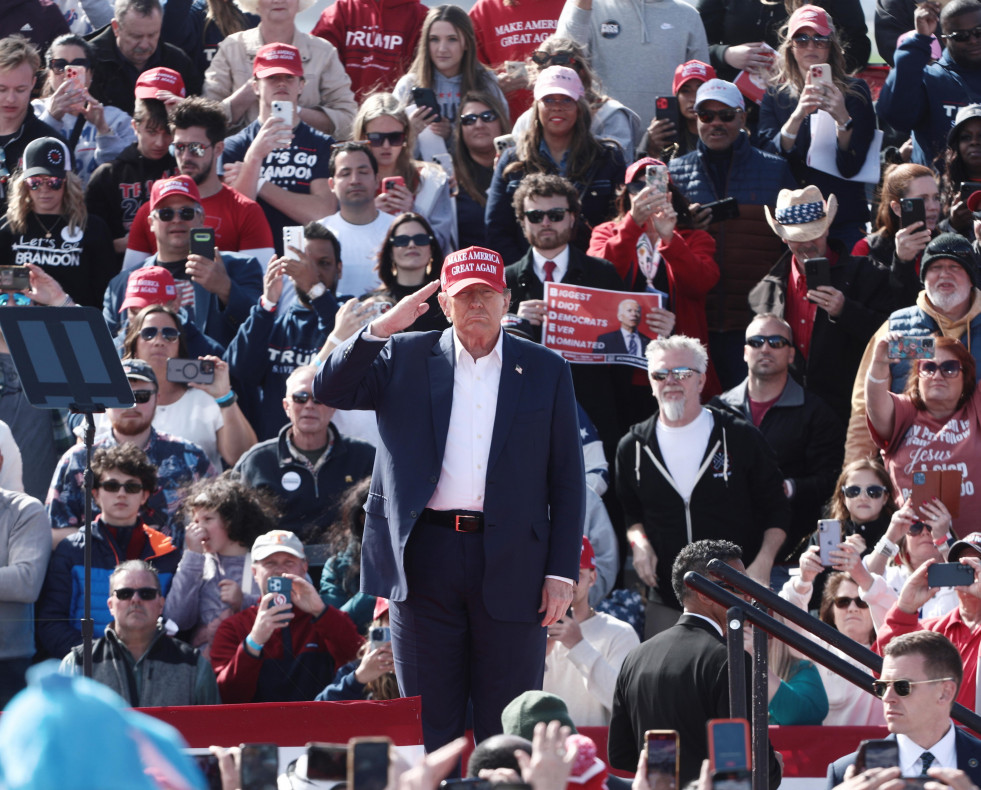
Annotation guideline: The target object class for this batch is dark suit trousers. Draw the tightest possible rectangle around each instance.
[390,520,548,752]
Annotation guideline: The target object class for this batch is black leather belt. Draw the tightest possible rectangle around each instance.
[421,508,485,532]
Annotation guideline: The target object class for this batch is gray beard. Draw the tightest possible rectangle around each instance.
[927,284,971,313]
[660,396,687,422]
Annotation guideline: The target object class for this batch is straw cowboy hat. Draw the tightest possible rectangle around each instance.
[765,185,838,242]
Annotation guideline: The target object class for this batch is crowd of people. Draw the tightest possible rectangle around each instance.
[10,0,981,786]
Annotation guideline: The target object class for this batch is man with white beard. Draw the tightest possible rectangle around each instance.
[844,233,981,463]
[613,335,789,613]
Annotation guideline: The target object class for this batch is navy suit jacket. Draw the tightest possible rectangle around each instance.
[315,327,586,623]
[827,729,981,788]
[593,329,651,355]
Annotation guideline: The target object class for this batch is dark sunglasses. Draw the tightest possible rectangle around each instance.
[366,131,406,148]
[132,390,155,404]
[651,367,701,381]
[153,206,198,222]
[697,109,740,124]
[291,391,321,404]
[919,360,962,378]
[26,176,64,191]
[139,326,180,342]
[909,521,933,536]
[842,485,887,499]
[391,233,431,247]
[942,26,981,42]
[98,479,145,494]
[113,587,160,601]
[169,142,211,157]
[531,50,578,67]
[524,208,570,223]
[833,596,869,609]
[745,334,792,349]
[627,181,652,195]
[50,57,90,73]
[791,33,833,48]
[871,678,954,698]
[460,110,499,126]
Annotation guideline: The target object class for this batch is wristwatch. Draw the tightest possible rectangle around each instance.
[307,282,327,300]
[836,117,855,132]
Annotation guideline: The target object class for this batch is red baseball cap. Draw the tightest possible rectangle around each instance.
[789,5,833,37]
[625,156,668,186]
[119,266,178,313]
[149,175,202,212]
[135,67,186,100]
[253,43,304,79]
[672,60,716,95]
[580,537,596,570]
[440,246,506,296]
[373,597,390,621]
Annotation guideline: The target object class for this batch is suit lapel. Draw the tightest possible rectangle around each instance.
[487,333,524,471]
[429,329,455,465]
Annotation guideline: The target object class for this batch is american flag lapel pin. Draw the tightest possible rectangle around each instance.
[515,364,523,375]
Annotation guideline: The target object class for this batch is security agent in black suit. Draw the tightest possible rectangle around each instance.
[827,632,981,789]
[608,539,782,788]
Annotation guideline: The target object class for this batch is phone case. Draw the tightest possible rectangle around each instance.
[817,519,842,566]
[911,469,961,518]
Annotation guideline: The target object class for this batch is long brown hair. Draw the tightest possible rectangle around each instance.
[506,95,605,184]
[376,212,443,288]
[872,163,936,237]
[452,90,511,206]
[771,12,862,100]
[405,5,493,98]
[828,458,896,522]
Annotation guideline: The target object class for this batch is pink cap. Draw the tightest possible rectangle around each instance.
[672,60,717,94]
[533,65,584,102]
[135,67,186,100]
[440,246,506,296]
[149,175,201,212]
[253,43,304,79]
[625,156,668,186]
[788,4,833,37]
[580,537,596,570]
[119,266,178,313]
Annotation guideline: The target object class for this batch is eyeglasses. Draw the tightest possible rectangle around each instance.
[919,360,963,378]
[941,26,981,42]
[842,485,887,499]
[139,326,180,342]
[460,110,499,126]
[791,33,833,48]
[113,587,160,601]
[541,95,576,107]
[697,109,740,124]
[365,131,406,148]
[50,57,90,73]
[745,334,792,349]
[833,596,869,609]
[0,293,30,306]
[524,208,570,223]
[871,678,955,698]
[98,479,145,494]
[291,391,321,404]
[531,50,578,68]
[152,206,199,222]
[169,142,211,158]
[651,367,702,381]
[25,176,64,191]
[909,521,934,536]
[132,390,155,404]
[391,233,431,247]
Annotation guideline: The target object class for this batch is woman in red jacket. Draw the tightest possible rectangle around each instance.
[588,156,722,396]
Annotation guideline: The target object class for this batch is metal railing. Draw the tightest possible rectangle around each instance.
[683,560,981,790]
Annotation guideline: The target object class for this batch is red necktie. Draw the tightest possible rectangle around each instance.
[543,260,556,282]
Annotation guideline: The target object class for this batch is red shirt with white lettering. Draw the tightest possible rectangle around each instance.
[469,0,565,121]
[871,390,981,536]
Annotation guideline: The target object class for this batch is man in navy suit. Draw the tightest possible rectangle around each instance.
[593,298,652,356]
[315,245,586,751]
[827,631,981,788]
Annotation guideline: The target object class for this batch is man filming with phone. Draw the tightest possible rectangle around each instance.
[102,175,263,347]
[828,631,981,787]
[749,185,897,423]
[210,529,362,703]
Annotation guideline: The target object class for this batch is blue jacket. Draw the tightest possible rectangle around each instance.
[102,253,263,347]
[315,327,586,622]
[36,518,179,659]
[669,132,796,331]
[877,35,981,167]
[224,294,340,441]
[484,142,626,264]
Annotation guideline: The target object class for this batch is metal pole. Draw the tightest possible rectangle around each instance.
[751,614,769,790]
[81,412,95,679]
[726,607,747,721]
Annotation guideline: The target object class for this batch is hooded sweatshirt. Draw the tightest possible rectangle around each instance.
[844,288,981,464]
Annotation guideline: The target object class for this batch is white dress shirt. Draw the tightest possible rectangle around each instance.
[426,328,504,511]
[897,724,957,777]
[532,246,571,283]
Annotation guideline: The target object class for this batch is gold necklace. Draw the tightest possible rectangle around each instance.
[35,213,60,239]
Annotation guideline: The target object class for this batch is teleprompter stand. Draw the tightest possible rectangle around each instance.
[0,307,136,678]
